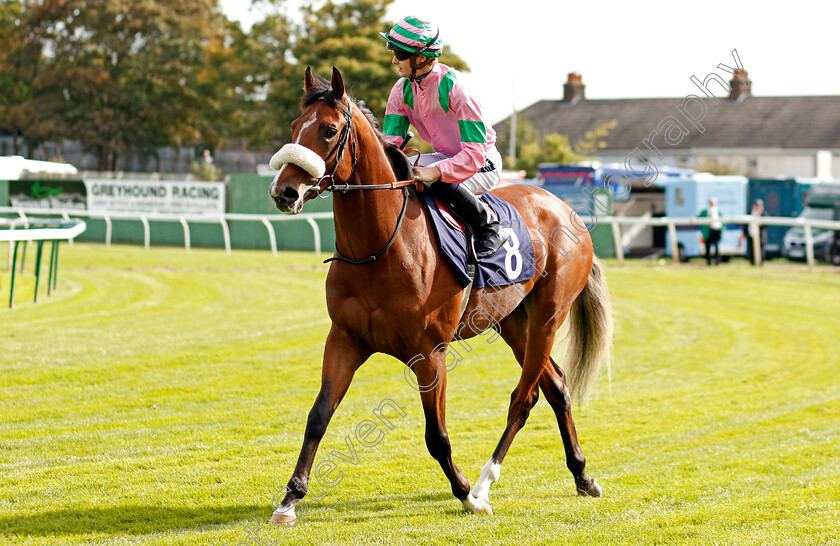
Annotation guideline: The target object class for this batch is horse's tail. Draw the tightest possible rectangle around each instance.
[560,255,613,404]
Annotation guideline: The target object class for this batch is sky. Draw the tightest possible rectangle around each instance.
[220,0,839,125]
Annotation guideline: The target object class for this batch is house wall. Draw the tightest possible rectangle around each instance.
[592,148,840,179]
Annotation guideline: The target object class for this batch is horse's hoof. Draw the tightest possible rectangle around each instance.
[577,479,602,498]
[462,494,494,515]
[269,511,298,526]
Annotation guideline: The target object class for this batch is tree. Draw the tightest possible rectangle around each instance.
[248,11,299,146]
[288,0,400,121]
[1,0,472,171]
[287,0,467,128]
[26,0,224,171]
[0,1,44,156]
[239,0,469,149]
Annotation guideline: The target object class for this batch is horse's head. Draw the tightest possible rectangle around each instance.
[269,67,356,214]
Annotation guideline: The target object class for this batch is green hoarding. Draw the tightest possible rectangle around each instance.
[1,176,338,252]
[228,175,336,252]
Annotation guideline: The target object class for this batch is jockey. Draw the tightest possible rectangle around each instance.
[380,16,508,261]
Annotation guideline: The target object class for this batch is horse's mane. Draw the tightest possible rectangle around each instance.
[302,73,413,182]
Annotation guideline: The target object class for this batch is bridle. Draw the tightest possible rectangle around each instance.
[304,94,420,265]
[306,95,357,198]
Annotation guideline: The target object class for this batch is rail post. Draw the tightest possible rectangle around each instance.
[262,218,278,255]
[104,215,113,248]
[305,217,322,257]
[33,240,44,303]
[180,217,191,252]
[804,224,815,270]
[219,217,231,254]
[610,220,624,263]
[141,216,150,250]
[668,222,679,264]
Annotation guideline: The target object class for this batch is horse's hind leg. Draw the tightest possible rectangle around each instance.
[465,310,560,513]
[468,308,599,510]
[541,356,601,497]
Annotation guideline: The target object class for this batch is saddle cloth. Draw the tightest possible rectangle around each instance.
[420,191,536,289]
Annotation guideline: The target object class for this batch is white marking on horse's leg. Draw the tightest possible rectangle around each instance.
[471,459,501,502]
[462,459,500,515]
[462,493,493,515]
[269,503,297,526]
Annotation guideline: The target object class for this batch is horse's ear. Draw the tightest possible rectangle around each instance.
[330,66,345,100]
[304,66,316,92]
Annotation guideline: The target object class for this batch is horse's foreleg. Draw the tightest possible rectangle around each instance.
[411,355,473,509]
[269,328,370,525]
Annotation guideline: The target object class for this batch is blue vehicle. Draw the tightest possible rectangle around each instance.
[747,178,812,258]
[664,174,748,262]
[538,163,630,213]
[537,162,693,207]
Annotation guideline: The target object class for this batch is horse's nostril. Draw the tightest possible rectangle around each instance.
[282,187,299,201]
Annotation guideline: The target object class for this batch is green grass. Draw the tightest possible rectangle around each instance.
[1,243,838,545]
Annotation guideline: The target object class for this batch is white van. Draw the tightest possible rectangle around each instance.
[783,186,840,264]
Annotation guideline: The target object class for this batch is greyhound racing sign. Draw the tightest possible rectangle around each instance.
[84,179,226,216]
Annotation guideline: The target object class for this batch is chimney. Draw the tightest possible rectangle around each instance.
[562,72,585,104]
[729,69,751,101]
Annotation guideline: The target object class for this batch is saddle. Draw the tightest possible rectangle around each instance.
[384,143,535,290]
[420,191,535,289]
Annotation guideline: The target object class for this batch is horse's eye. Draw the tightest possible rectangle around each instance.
[324,127,338,139]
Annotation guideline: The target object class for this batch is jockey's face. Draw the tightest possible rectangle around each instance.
[391,54,415,78]
[391,54,435,80]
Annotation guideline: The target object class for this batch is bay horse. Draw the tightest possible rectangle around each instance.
[267,67,612,523]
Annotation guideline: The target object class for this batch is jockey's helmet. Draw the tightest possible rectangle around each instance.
[380,16,443,58]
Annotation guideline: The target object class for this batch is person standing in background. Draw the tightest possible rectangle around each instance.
[699,197,722,266]
[745,199,767,266]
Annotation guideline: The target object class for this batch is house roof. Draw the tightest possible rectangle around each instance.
[496,95,840,151]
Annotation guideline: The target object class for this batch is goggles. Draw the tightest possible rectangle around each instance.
[391,47,415,61]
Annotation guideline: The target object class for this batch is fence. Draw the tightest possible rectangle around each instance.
[0,206,331,256]
[1,217,87,308]
[600,215,840,269]
[2,206,839,270]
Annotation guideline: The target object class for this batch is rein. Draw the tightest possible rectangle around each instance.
[324,187,409,265]
[325,179,417,192]
[312,97,420,265]
[309,145,423,198]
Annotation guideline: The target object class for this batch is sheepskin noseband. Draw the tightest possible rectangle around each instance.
[269,144,326,179]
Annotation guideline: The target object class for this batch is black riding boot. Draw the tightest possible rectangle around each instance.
[427,181,509,261]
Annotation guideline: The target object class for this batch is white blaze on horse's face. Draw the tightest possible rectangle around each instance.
[269,113,323,215]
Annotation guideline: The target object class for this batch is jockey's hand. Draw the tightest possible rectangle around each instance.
[414,166,441,183]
